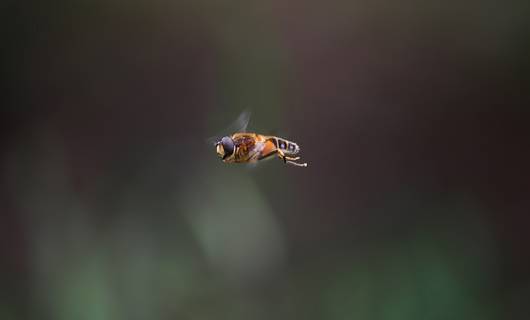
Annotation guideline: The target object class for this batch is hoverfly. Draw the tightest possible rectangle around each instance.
[210,111,308,167]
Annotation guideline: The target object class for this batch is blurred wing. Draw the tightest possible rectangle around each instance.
[205,110,251,146]
[234,110,251,132]
[205,135,221,147]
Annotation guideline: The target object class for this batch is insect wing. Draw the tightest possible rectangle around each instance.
[205,110,251,146]
[233,110,251,133]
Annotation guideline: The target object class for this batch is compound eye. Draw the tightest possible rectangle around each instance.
[221,136,234,156]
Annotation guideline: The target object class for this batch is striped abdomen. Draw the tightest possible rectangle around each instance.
[273,136,300,155]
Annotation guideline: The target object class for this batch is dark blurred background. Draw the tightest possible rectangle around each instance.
[2,0,530,319]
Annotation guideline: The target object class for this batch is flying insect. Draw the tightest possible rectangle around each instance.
[211,112,308,167]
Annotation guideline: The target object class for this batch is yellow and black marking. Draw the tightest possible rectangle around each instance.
[275,137,300,156]
[272,136,306,167]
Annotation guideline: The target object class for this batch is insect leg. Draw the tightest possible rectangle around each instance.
[277,149,287,163]
[277,149,307,167]
[286,160,308,167]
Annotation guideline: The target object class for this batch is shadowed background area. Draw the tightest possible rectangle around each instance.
[2,0,530,319]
